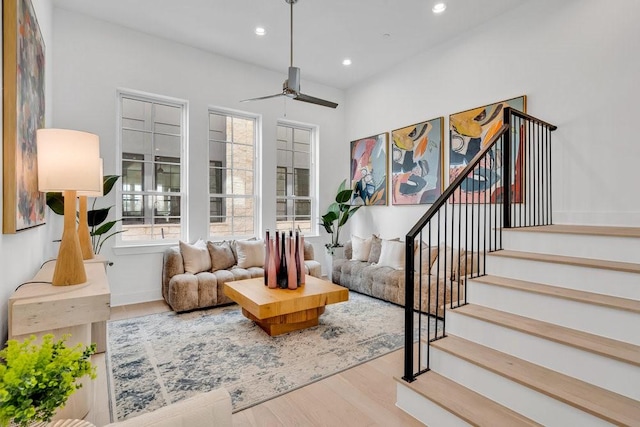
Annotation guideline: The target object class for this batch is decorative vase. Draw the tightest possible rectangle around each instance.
[277,233,288,288]
[288,232,297,290]
[298,234,306,285]
[264,230,270,286]
[267,237,277,288]
[274,231,281,277]
[295,232,303,285]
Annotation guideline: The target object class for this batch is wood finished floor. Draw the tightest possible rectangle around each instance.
[87,300,423,426]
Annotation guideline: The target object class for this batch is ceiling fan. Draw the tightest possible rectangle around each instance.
[241,0,338,109]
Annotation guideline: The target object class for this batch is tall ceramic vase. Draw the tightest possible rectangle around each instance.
[298,234,305,285]
[264,230,270,286]
[267,237,277,288]
[287,231,297,289]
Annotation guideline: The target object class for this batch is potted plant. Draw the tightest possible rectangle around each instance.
[46,175,123,254]
[320,179,361,257]
[0,334,96,427]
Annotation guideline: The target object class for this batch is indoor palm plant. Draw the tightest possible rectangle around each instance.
[320,179,361,255]
[0,334,96,427]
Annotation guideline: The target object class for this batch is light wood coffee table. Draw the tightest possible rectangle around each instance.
[224,275,349,336]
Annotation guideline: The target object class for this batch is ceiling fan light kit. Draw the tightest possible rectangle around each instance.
[241,0,338,108]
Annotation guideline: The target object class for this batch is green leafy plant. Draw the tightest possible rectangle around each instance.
[0,334,96,427]
[46,175,123,254]
[320,179,361,253]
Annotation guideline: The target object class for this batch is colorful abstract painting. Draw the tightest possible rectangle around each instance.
[350,133,388,206]
[391,117,443,205]
[449,96,526,204]
[2,0,46,233]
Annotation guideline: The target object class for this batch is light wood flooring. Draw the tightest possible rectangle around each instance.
[86,300,423,426]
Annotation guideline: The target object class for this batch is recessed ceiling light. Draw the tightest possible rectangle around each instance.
[342,58,352,66]
[255,27,266,36]
[432,3,446,14]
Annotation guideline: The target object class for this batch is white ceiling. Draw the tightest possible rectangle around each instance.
[52,0,529,90]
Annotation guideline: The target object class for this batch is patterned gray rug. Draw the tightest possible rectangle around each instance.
[107,292,440,422]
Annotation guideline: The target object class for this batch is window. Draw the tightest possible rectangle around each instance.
[208,109,258,238]
[276,122,316,234]
[117,91,187,242]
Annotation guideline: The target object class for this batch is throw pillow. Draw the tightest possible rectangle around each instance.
[179,239,211,274]
[235,239,265,268]
[207,241,236,272]
[377,238,405,270]
[414,242,440,274]
[430,246,465,279]
[367,234,382,264]
[351,235,373,261]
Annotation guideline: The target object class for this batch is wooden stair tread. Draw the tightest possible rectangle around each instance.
[472,275,640,314]
[453,304,640,366]
[432,336,640,426]
[503,224,640,238]
[489,249,640,274]
[395,372,541,427]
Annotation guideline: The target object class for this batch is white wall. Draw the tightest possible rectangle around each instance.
[345,0,640,239]
[51,9,346,306]
[0,0,57,344]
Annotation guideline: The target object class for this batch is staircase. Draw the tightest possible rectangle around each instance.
[396,225,640,426]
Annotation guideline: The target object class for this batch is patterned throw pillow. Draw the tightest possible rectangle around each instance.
[179,239,212,274]
[207,241,236,272]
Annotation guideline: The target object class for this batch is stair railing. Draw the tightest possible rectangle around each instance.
[403,107,557,382]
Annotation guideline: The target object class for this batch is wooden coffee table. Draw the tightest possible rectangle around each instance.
[223,275,349,336]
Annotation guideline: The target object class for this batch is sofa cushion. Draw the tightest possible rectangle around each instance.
[351,235,373,261]
[367,235,382,264]
[207,241,236,272]
[235,239,265,268]
[180,239,212,274]
[430,246,466,279]
[377,239,405,270]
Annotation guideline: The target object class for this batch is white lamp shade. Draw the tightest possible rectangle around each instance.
[37,129,101,192]
[77,158,104,197]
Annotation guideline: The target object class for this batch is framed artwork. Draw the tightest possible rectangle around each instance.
[2,0,46,233]
[391,117,444,205]
[350,133,388,206]
[449,96,526,204]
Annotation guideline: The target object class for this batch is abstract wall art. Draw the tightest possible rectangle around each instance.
[350,133,388,206]
[391,117,444,205]
[449,96,526,204]
[3,0,46,233]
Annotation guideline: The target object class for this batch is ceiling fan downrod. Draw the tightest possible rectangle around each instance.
[286,0,298,67]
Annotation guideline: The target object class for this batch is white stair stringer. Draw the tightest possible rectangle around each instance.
[485,253,640,300]
[428,338,631,427]
[501,226,640,263]
[446,307,640,400]
[467,278,640,345]
[396,381,470,427]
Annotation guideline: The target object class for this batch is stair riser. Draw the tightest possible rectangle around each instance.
[396,383,470,427]
[485,257,640,300]
[446,310,640,400]
[502,231,640,263]
[467,281,639,345]
[428,346,614,427]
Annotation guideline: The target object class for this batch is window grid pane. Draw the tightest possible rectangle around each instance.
[120,94,185,242]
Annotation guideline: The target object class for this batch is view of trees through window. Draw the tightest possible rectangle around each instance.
[276,123,314,234]
[119,94,185,241]
[208,110,257,238]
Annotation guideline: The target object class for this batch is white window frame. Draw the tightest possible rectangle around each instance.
[207,107,261,240]
[276,119,318,236]
[115,88,189,247]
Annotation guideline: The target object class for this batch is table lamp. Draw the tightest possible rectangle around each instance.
[37,129,101,285]
[77,158,104,260]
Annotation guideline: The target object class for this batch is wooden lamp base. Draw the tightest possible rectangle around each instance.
[77,196,94,260]
[52,190,87,286]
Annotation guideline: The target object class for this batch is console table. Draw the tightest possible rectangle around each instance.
[8,258,111,421]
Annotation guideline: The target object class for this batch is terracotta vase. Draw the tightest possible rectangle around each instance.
[267,237,277,288]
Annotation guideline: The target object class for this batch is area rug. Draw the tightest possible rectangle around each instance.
[106,292,440,421]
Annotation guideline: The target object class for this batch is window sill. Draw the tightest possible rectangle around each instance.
[112,242,177,256]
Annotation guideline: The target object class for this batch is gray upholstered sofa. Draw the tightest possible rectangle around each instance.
[332,236,476,314]
[162,239,322,312]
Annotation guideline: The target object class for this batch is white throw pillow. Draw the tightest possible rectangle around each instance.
[377,239,405,270]
[179,239,212,274]
[235,239,265,268]
[351,235,373,261]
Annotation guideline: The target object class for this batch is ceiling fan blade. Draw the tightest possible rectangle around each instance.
[294,93,339,109]
[240,93,285,102]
